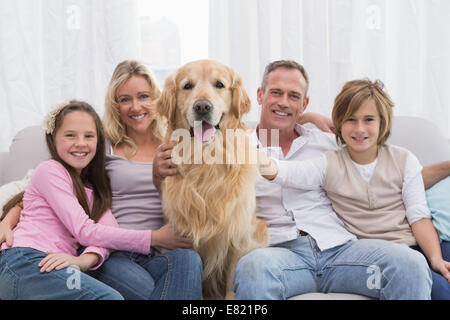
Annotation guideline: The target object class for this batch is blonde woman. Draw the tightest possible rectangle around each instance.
[87,60,203,299]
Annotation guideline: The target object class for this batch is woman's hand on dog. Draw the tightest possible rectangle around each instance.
[153,143,178,193]
[151,224,193,250]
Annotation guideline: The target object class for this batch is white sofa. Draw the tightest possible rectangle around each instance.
[0,116,449,300]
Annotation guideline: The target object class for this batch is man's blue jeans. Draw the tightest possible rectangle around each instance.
[0,247,123,300]
[88,248,203,300]
[234,236,432,300]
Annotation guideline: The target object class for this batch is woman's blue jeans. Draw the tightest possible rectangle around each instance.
[0,247,123,300]
[88,248,203,300]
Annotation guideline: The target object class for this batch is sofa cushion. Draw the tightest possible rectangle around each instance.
[290,292,373,300]
[426,176,450,241]
[2,126,49,185]
[389,116,450,166]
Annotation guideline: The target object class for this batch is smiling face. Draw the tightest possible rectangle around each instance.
[54,110,98,174]
[258,67,309,134]
[341,98,380,163]
[117,75,154,137]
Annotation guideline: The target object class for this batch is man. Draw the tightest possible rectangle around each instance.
[153,60,446,299]
[228,60,433,299]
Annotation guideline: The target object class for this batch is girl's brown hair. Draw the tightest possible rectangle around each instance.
[1,191,24,221]
[2,101,112,223]
[332,79,394,146]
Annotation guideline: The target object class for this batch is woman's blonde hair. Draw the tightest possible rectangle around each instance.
[103,60,161,159]
[332,79,394,146]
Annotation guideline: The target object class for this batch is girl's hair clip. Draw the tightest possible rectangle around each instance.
[43,101,70,135]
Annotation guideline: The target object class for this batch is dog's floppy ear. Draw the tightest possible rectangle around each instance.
[231,70,251,121]
[156,73,178,132]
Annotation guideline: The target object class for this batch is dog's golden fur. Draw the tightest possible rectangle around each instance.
[155,60,268,299]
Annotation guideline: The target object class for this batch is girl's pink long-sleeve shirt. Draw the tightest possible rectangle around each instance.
[0,160,152,269]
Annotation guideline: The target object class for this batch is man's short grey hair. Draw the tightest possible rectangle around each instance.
[261,60,309,96]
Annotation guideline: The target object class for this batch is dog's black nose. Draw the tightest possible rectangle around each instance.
[193,99,213,115]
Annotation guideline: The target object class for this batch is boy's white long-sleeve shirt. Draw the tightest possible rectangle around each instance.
[273,147,431,226]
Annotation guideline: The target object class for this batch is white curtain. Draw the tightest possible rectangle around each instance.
[209,0,450,138]
[0,0,141,152]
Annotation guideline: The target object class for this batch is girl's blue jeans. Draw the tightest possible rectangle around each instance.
[0,247,123,300]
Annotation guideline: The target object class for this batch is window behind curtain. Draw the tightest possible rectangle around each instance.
[138,0,209,86]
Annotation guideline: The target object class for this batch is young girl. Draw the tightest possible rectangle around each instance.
[0,101,156,300]
[260,79,450,300]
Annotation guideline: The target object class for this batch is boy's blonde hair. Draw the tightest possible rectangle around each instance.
[103,60,161,158]
[332,79,394,146]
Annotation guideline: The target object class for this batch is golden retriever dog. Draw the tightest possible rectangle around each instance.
[155,60,268,299]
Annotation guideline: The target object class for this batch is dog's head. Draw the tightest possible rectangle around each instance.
[156,60,251,143]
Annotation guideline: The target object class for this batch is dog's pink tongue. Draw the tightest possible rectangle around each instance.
[194,122,216,143]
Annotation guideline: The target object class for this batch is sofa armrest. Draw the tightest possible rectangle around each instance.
[0,152,7,185]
